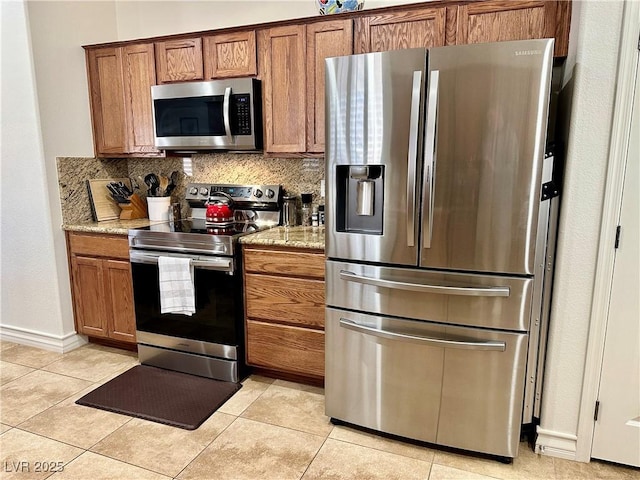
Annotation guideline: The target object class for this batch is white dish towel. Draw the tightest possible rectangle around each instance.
[158,256,195,316]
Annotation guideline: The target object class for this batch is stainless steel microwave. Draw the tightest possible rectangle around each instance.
[151,78,262,151]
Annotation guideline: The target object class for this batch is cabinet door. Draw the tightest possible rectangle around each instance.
[355,7,447,53]
[258,25,306,153]
[122,43,160,155]
[155,38,204,83]
[71,256,108,338]
[204,31,257,79]
[306,20,353,153]
[456,1,560,53]
[104,259,136,343]
[86,47,127,155]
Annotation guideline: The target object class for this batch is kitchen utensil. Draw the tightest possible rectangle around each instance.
[144,173,159,196]
[158,175,169,197]
[206,191,234,224]
[165,171,179,196]
[119,194,147,220]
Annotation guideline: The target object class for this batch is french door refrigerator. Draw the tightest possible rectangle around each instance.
[324,39,560,460]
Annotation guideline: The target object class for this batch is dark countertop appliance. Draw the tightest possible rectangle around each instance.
[128,183,281,382]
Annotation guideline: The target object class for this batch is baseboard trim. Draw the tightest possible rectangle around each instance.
[0,324,86,353]
[535,427,579,461]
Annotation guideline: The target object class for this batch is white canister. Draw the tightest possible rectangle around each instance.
[147,196,171,221]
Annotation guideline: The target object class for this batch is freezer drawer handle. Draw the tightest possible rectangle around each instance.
[339,319,506,351]
[339,270,510,297]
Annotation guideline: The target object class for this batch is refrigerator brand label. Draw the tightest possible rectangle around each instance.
[515,50,542,56]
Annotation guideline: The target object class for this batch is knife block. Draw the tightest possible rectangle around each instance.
[119,194,147,220]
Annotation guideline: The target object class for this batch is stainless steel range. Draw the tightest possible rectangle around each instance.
[128,183,282,382]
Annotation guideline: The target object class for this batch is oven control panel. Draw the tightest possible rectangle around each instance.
[186,183,282,205]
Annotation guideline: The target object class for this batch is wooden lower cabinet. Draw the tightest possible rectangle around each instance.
[243,246,325,381]
[67,232,136,345]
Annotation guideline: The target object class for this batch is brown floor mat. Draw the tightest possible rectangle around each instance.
[76,365,241,430]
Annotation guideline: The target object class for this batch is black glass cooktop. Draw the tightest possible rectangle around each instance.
[138,219,264,236]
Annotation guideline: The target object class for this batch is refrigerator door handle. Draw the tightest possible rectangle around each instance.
[406,70,423,247]
[339,270,510,297]
[339,318,506,351]
[422,70,440,249]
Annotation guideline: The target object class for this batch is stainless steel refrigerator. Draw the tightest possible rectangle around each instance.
[324,39,560,460]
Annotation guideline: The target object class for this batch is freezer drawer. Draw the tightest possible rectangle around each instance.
[325,308,528,458]
[326,260,533,331]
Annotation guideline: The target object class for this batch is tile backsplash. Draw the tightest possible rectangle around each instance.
[57,154,325,224]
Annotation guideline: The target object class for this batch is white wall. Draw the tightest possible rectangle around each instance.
[114,0,422,40]
[536,0,625,461]
[0,0,118,350]
[0,1,69,348]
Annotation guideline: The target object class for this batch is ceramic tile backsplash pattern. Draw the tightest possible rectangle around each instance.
[57,154,325,224]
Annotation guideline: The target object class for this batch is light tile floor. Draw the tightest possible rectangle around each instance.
[1,340,638,480]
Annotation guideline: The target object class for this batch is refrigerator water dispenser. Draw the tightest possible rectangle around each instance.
[335,165,384,234]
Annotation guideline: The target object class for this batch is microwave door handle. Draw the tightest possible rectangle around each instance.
[406,70,422,248]
[422,69,439,249]
[223,86,233,143]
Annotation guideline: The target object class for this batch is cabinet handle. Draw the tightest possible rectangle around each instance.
[339,270,510,297]
[339,319,506,351]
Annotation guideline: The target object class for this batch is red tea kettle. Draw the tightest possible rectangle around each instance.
[206,192,235,224]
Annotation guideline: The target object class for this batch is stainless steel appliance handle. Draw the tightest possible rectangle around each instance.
[422,69,439,249]
[406,70,422,247]
[339,270,510,297]
[223,86,233,142]
[130,251,232,271]
[339,319,506,351]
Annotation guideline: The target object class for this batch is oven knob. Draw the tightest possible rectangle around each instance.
[199,187,209,196]
[254,188,263,198]
[245,210,256,220]
[189,187,198,195]
[266,189,275,199]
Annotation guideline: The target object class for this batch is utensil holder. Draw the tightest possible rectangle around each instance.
[147,196,171,221]
[119,194,147,220]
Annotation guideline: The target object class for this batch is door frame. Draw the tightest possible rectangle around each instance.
[575,0,639,463]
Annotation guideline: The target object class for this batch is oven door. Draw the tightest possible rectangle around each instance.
[129,250,243,360]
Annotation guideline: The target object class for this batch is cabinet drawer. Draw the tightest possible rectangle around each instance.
[244,248,325,278]
[245,274,325,328]
[68,232,129,259]
[246,320,325,378]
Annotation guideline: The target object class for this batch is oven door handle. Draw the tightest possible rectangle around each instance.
[129,251,233,271]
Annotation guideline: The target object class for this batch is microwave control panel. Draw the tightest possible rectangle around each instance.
[233,95,252,135]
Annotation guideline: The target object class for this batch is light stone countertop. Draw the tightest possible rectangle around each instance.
[239,226,325,250]
[62,218,162,236]
[63,222,326,250]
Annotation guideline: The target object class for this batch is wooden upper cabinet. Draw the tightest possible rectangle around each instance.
[155,38,204,83]
[457,0,569,56]
[355,6,448,53]
[306,20,353,153]
[258,25,307,153]
[87,47,127,155]
[122,44,159,154]
[204,31,257,79]
[86,43,160,157]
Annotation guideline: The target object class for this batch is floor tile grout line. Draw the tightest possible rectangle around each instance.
[171,412,240,480]
[77,449,176,479]
[298,429,332,479]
